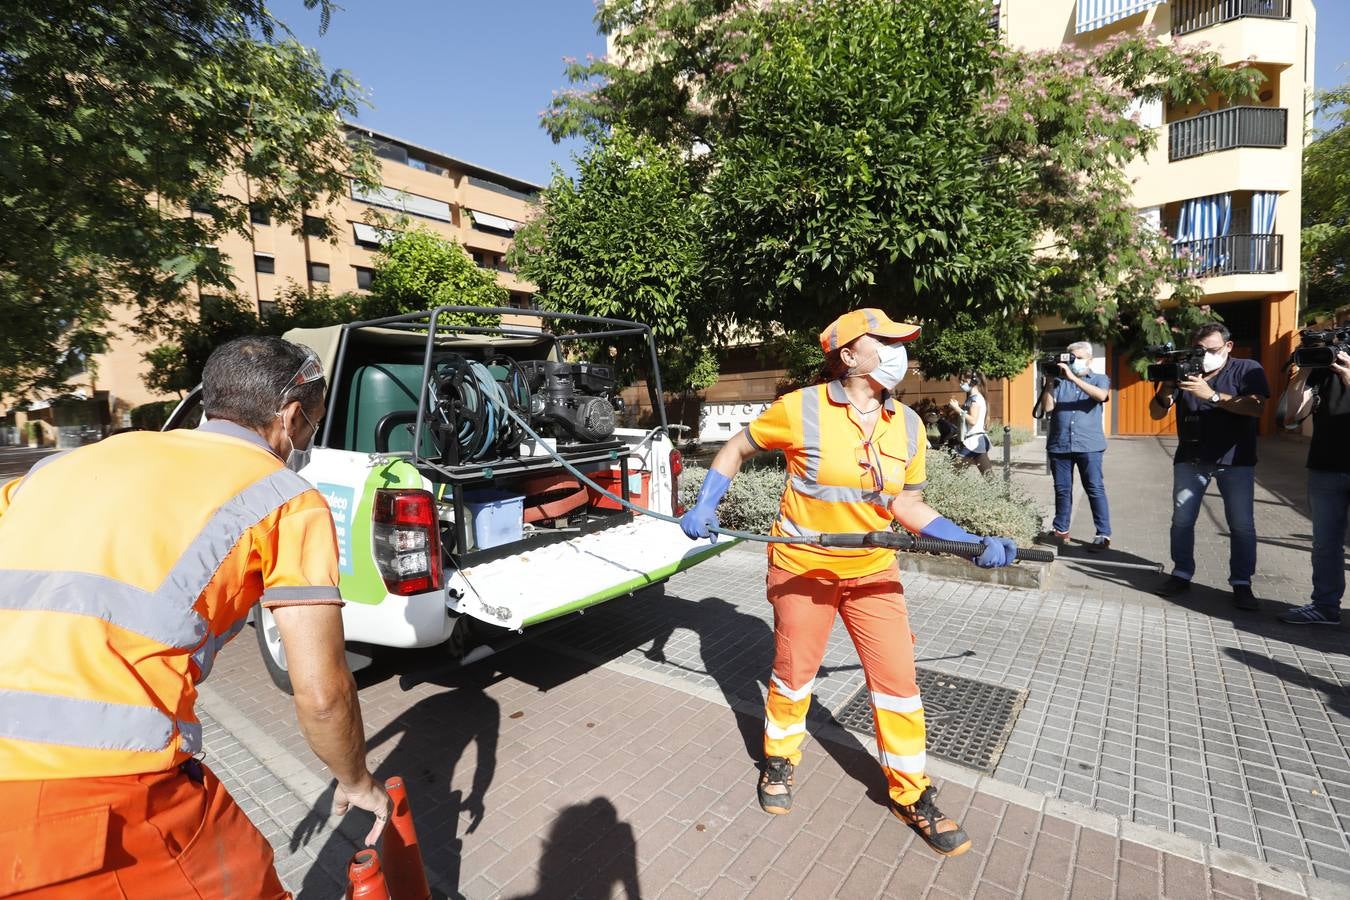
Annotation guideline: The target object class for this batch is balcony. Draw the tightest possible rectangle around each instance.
[1168,107,1287,161]
[1172,0,1290,36]
[1172,233,1282,277]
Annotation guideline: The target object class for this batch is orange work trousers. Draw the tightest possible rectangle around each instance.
[0,761,288,899]
[763,563,930,806]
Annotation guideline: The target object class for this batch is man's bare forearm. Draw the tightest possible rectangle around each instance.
[293,675,374,789]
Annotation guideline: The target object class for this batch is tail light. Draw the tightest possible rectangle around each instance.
[669,448,685,515]
[372,489,443,595]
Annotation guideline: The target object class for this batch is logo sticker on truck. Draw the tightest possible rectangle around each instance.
[316,482,356,575]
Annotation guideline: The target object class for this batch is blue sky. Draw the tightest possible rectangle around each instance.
[274,0,1348,184]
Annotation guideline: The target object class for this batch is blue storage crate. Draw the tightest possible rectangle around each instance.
[465,490,524,550]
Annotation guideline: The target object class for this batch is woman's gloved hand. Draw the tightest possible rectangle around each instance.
[919,515,1018,568]
[680,469,731,541]
[975,536,1018,568]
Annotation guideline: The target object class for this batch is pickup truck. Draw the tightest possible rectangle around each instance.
[165,306,734,691]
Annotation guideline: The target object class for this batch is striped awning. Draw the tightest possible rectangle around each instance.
[1076,0,1163,34]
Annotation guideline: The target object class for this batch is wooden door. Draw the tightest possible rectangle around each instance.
[1113,355,1176,436]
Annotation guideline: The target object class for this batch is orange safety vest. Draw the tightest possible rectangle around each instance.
[747,379,927,579]
[0,420,341,782]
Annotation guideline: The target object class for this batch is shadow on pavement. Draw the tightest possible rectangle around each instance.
[1222,646,1350,722]
[292,665,504,899]
[505,797,641,900]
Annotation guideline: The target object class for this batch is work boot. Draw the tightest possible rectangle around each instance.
[1231,584,1259,611]
[1155,575,1191,598]
[757,757,794,815]
[891,786,972,857]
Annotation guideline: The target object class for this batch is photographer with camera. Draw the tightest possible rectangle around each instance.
[1038,342,1112,551]
[1276,323,1350,626]
[1150,323,1269,609]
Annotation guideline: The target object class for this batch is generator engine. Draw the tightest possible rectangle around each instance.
[518,360,621,443]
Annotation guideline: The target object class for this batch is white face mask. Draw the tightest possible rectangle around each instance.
[959,381,972,393]
[1201,348,1227,373]
[864,341,909,390]
[277,405,317,473]
[1071,359,1090,375]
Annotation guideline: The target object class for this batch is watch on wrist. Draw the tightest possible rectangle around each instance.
[1210,391,1222,403]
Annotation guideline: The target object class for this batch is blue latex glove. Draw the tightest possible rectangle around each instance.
[680,469,731,541]
[920,516,1017,568]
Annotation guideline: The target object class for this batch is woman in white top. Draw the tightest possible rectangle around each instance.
[948,372,992,474]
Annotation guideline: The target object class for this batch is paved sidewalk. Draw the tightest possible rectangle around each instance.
[192,432,1350,898]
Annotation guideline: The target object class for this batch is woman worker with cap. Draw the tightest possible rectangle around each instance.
[680,309,1018,857]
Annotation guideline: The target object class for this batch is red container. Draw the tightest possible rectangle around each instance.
[588,469,651,510]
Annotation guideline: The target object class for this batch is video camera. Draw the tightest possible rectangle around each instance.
[1291,327,1350,369]
[1145,344,1206,383]
[1038,350,1072,378]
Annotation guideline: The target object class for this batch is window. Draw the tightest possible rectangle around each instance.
[350,182,451,222]
[409,157,448,176]
[471,250,488,268]
[302,215,330,237]
[467,175,538,203]
[249,204,271,226]
[308,262,330,284]
[353,222,394,248]
[467,209,521,236]
[189,197,218,215]
[254,253,275,274]
[508,292,533,310]
[258,300,278,320]
[355,266,374,291]
[199,294,225,317]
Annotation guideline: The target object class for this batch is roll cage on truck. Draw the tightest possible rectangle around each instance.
[163,306,735,692]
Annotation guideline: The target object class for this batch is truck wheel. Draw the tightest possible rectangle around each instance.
[254,605,295,695]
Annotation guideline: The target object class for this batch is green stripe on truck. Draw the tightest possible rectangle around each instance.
[520,539,741,627]
[341,458,425,605]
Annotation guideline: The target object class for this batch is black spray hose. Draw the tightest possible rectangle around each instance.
[494,404,1056,564]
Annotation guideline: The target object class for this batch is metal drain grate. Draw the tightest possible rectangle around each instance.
[833,667,1027,773]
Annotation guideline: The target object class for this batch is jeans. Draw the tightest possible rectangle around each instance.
[1308,469,1350,613]
[1049,451,1111,536]
[1170,463,1256,586]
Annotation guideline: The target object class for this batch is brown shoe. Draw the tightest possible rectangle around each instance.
[757,757,793,814]
[891,786,971,857]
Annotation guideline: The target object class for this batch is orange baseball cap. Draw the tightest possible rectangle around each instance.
[819,308,921,353]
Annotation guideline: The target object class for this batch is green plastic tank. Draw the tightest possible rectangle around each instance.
[343,363,437,456]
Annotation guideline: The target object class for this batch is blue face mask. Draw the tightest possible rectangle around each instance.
[1071,359,1090,376]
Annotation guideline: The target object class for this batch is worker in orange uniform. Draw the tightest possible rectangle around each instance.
[680,309,1018,857]
[0,336,391,898]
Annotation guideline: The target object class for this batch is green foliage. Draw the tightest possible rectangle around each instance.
[679,463,786,534]
[920,452,1043,546]
[544,0,1262,366]
[765,331,827,389]
[913,313,1037,380]
[510,128,711,392]
[129,400,180,431]
[0,0,374,396]
[142,344,196,397]
[367,228,506,328]
[1303,86,1350,321]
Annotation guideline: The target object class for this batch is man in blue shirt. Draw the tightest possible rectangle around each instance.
[1149,322,1269,610]
[1039,341,1112,551]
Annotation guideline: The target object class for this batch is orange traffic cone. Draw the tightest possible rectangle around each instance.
[382,776,431,900]
[346,849,391,900]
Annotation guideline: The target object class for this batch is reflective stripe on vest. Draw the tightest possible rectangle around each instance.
[0,467,309,753]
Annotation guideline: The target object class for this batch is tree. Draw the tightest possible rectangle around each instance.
[542,0,1262,367]
[0,0,374,397]
[510,128,717,399]
[365,228,507,327]
[1303,86,1350,322]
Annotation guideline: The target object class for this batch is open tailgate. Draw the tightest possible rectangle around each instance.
[447,517,739,630]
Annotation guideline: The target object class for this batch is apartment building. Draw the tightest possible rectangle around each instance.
[994,0,1317,436]
[82,126,543,418]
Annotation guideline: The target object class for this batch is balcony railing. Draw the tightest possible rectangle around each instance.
[1172,0,1291,36]
[1168,106,1287,161]
[1172,233,1283,277]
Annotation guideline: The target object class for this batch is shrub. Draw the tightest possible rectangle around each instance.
[129,400,179,431]
[986,420,1037,447]
[921,452,1043,545]
[680,463,786,534]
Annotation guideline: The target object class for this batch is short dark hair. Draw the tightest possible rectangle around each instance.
[1192,322,1231,345]
[202,336,325,428]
